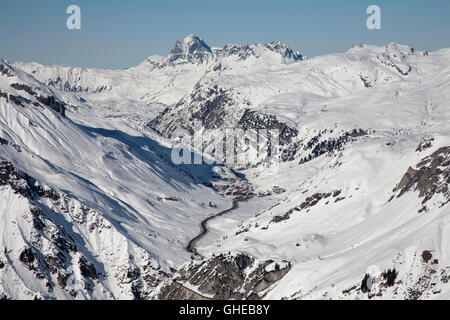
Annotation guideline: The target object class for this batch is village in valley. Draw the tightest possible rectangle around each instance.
[212,177,285,198]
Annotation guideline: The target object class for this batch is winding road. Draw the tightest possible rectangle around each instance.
[187,196,249,258]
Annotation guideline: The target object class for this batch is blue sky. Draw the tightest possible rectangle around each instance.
[1,0,449,69]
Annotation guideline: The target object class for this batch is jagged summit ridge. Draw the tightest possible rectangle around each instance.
[264,41,303,61]
[153,35,303,67]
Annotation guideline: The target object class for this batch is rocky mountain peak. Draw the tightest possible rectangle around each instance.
[264,41,304,61]
[158,36,303,67]
[167,34,213,64]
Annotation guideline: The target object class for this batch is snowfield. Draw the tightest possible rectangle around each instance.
[1,35,449,300]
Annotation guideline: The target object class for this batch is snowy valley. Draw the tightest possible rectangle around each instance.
[1,35,449,300]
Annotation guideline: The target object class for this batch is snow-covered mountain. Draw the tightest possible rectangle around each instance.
[0,57,232,299]
[1,35,450,300]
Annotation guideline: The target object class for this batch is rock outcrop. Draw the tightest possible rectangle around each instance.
[156,253,291,300]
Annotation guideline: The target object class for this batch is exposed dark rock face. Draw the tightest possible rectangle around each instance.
[270,213,291,223]
[79,256,98,280]
[36,95,66,116]
[238,110,298,145]
[0,63,13,77]
[1,137,11,145]
[219,44,257,61]
[0,160,63,199]
[271,190,342,223]
[377,55,412,76]
[383,269,398,287]
[360,75,373,88]
[376,45,416,76]
[18,247,47,280]
[4,83,66,116]
[394,146,449,208]
[2,159,172,299]
[0,160,33,197]
[0,137,21,152]
[10,83,37,96]
[131,281,144,300]
[190,86,232,130]
[299,129,368,164]
[298,192,332,210]
[281,140,303,162]
[125,267,141,283]
[57,273,70,289]
[1,161,103,293]
[46,76,111,93]
[360,269,397,295]
[157,253,291,300]
[422,250,433,263]
[8,94,28,107]
[46,254,65,275]
[19,248,35,266]
[264,41,303,61]
[0,90,8,100]
[416,138,434,152]
[361,274,371,293]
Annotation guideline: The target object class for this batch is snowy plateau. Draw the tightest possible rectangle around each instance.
[0,34,449,300]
